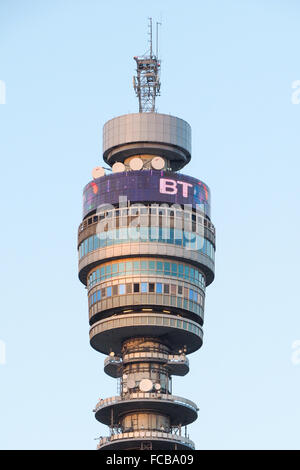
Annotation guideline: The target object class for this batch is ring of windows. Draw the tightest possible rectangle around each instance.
[87,259,206,291]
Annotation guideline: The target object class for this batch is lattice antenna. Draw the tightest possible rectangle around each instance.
[133,18,161,113]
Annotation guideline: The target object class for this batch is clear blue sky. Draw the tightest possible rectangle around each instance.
[1,0,300,450]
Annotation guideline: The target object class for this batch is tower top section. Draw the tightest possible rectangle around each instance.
[102,113,191,171]
[133,18,161,113]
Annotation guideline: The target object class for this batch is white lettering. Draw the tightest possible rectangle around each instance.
[160,178,193,198]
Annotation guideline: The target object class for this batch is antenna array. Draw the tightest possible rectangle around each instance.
[133,18,161,113]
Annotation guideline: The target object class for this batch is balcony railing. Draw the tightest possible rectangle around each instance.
[96,430,195,449]
[94,393,198,414]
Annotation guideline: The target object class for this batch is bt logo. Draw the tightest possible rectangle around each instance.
[159,178,193,197]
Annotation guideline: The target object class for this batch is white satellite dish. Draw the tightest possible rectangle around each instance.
[151,156,165,170]
[112,162,125,173]
[127,379,135,389]
[129,157,143,171]
[92,166,105,179]
[154,383,161,390]
[139,378,153,392]
[109,351,115,357]
[123,374,128,380]
[123,386,128,393]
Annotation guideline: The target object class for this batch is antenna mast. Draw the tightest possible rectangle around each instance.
[133,18,161,113]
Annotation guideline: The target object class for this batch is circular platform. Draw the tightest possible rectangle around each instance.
[94,392,198,426]
[89,312,203,355]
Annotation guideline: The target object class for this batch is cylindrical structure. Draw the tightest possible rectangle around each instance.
[78,112,215,450]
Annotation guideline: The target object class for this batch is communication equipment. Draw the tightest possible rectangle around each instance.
[129,157,143,171]
[127,379,136,389]
[151,156,165,170]
[92,166,105,179]
[139,379,153,392]
[112,162,125,173]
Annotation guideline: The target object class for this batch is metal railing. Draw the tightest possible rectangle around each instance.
[94,393,198,413]
[97,430,195,449]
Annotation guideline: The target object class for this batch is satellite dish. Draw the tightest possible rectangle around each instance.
[112,162,125,173]
[123,374,128,380]
[139,378,153,392]
[154,383,161,390]
[109,351,115,357]
[127,379,135,389]
[123,386,128,393]
[151,156,165,170]
[92,166,105,179]
[129,157,143,171]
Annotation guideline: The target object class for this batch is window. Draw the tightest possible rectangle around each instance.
[119,284,125,295]
[164,262,170,273]
[164,284,169,294]
[178,286,183,295]
[134,283,140,293]
[101,288,106,298]
[126,261,132,272]
[107,286,112,297]
[149,283,155,293]
[171,284,176,295]
[113,285,118,296]
[178,264,183,278]
[126,283,132,294]
[156,283,162,294]
[141,261,147,272]
[149,260,155,271]
[119,263,124,273]
[112,264,118,276]
[141,283,148,293]
[97,290,101,301]
[157,261,163,273]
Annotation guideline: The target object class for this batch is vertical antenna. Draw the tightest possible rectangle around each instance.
[149,17,153,58]
[156,21,161,60]
[133,17,161,113]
